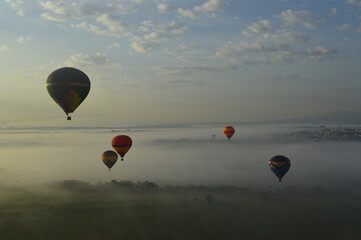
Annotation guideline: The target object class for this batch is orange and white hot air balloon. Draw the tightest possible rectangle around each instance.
[223,126,235,141]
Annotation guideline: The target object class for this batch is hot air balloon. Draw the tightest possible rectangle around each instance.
[269,155,291,182]
[112,135,132,161]
[46,67,91,120]
[223,126,235,141]
[102,150,118,171]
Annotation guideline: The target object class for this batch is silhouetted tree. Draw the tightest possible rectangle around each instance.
[110,180,135,188]
[60,180,93,192]
[136,181,159,191]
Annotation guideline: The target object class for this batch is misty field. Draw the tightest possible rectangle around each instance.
[1,182,361,240]
[2,125,361,239]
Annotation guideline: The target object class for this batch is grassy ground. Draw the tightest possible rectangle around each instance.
[1,186,361,240]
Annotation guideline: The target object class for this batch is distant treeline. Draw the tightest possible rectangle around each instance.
[52,179,250,194]
[50,179,361,200]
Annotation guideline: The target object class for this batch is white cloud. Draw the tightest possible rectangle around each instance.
[157,41,339,75]
[271,29,311,45]
[163,22,188,35]
[289,46,338,61]
[144,32,170,42]
[275,9,317,29]
[163,44,201,56]
[335,24,352,30]
[242,20,273,36]
[140,21,188,35]
[17,36,31,44]
[215,41,290,58]
[0,45,10,52]
[96,14,131,33]
[178,0,228,19]
[214,37,338,68]
[39,1,70,21]
[305,46,338,55]
[65,53,110,67]
[157,4,173,13]
[128,20,189,54]
[39,1,135,22]
[72,22,109,36]
[105,2,136,15]
[178,43,200,50]
[176,55,204,62]
[346,0,361,6]
[40,12,65,22]
[178,9,198,19]
[71,14,131,37]
[130,39,159,53]
[39,1,135,39]
[5,0,25,16]
[134,20,189,49]
[107,43,120,49]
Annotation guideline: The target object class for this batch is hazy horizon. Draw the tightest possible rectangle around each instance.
[1,123,361,191]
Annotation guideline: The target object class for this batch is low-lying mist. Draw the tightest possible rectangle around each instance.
[2,123,361,240]
[1,124,361,190]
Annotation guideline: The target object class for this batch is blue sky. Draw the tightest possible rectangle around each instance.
[1,0,361,127]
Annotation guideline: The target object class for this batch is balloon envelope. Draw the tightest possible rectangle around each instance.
[269,155,291,182]
[102,150,118,170]
[112,135,132,160]
[46,67,91,119]
[223,126,235,140]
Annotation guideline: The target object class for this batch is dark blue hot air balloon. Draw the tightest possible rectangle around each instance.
[269,155,291,182]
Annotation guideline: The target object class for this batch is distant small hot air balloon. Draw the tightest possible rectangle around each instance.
[46,67,91,120]
[269,155,291,182]
[223,126,235,141]
[102,150,118,171]
[112,135,132,161]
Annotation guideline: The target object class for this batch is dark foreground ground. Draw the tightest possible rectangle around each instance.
[1,181,361,240]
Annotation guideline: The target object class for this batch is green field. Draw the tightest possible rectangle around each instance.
[1,182,361,240]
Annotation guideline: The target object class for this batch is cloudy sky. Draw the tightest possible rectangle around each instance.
[1,0,361,127]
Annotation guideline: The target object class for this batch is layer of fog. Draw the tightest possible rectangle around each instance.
[1,124,361,190]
